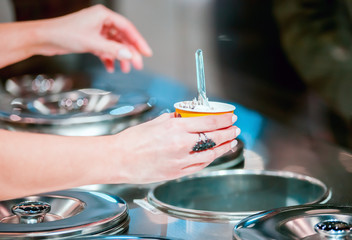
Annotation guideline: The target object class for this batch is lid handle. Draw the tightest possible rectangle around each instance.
[11,201,51,224]
[315,219,352,238]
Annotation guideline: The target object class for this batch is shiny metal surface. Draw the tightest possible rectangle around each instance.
[2,74,73,97]
[147,169,329,222]
[204,139,244,172]
[11,89,119,115]
[315,220,352,237]
[70,235,181,240]
[2,58,352,239]
[0,190,129,238]
[233,205,352,239]
[0,89,154,136]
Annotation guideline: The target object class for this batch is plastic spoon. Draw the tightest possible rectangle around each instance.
[195,49,210,108]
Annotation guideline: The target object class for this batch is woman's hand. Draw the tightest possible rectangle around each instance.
[0,4,152,71]
[39,4,152,73]
[0,113,239,200]
[104,113,240,184]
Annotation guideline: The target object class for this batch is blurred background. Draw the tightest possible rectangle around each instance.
[0,0,351,149]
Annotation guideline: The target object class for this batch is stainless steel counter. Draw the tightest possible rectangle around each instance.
[1,65,351,239]
[74,68,352,239]
[91,131,352,239]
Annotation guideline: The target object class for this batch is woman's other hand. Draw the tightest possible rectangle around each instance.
[35,4,152,73]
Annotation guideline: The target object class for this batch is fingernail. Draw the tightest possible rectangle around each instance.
[107,67,114,73]
[231,139,238,152]
[236,128,241,136]
[232,114,237,123]
[117,48,132,60]
[145,46,153,56]
[142,43,153,56]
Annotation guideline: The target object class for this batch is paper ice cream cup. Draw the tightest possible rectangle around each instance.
[174,101,235,118]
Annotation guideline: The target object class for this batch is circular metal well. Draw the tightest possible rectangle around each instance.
[233,205,352,239]
[147,170,329,222]
[0,190,129,239]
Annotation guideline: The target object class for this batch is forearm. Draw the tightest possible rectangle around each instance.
[0,129,116,200]
[0,21,38,68]
[0,19,67,69]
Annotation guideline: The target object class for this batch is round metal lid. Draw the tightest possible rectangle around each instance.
[0,89,153,125]
[70,235,182,240]
[234,205,352,239]
[147,170,330,222]
[0,190,129,238]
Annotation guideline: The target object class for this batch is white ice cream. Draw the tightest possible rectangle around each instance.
[175,100,235,113]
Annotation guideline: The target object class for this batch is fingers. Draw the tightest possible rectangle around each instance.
[119,60,131,73]
[181,140,236,175]
[194,126,240,150]
[178,113,236,133]
[88,5,152,73]
[129,47,143,70]
[96,32,144,73]
[106,9,152,57]
[99,55,115,73]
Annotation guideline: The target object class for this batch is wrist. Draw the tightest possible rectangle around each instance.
[30,18,69,57]
[97,134,131,185]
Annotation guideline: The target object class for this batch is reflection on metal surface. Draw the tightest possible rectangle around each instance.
[0,190,129,238]
[339,151,352,173]
[3,74,73,97]
[0,89,154,136]
[234,205,352,240]
[203,139,244,172]
[70,235,182,240]
[147,170,329,222]
[10,89,118,115]
[243,149,264,170]
[110,105,135,115]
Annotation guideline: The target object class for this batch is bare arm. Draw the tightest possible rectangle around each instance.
[0,113,239,200]
[0,21,42,69]
[0,4,152,72]
[0,129,108,200]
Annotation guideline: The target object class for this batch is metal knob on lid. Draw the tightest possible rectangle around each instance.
[315,219,352,238]
[11,201,51,224]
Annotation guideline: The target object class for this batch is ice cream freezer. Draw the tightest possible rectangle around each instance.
[0,69,351,239]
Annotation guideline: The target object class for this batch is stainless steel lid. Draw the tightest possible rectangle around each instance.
[0,73,154,136]
[0,88,153,136]
[70,235,182,240]
[0,190,129,238]
[234,205,352,239]
[1,74,74,97]
[0,89,152,125]
[147,170,330,222]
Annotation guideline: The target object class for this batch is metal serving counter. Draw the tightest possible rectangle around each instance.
[1,66,352,239]
[73,68,352,239]
[102,119,352,239]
